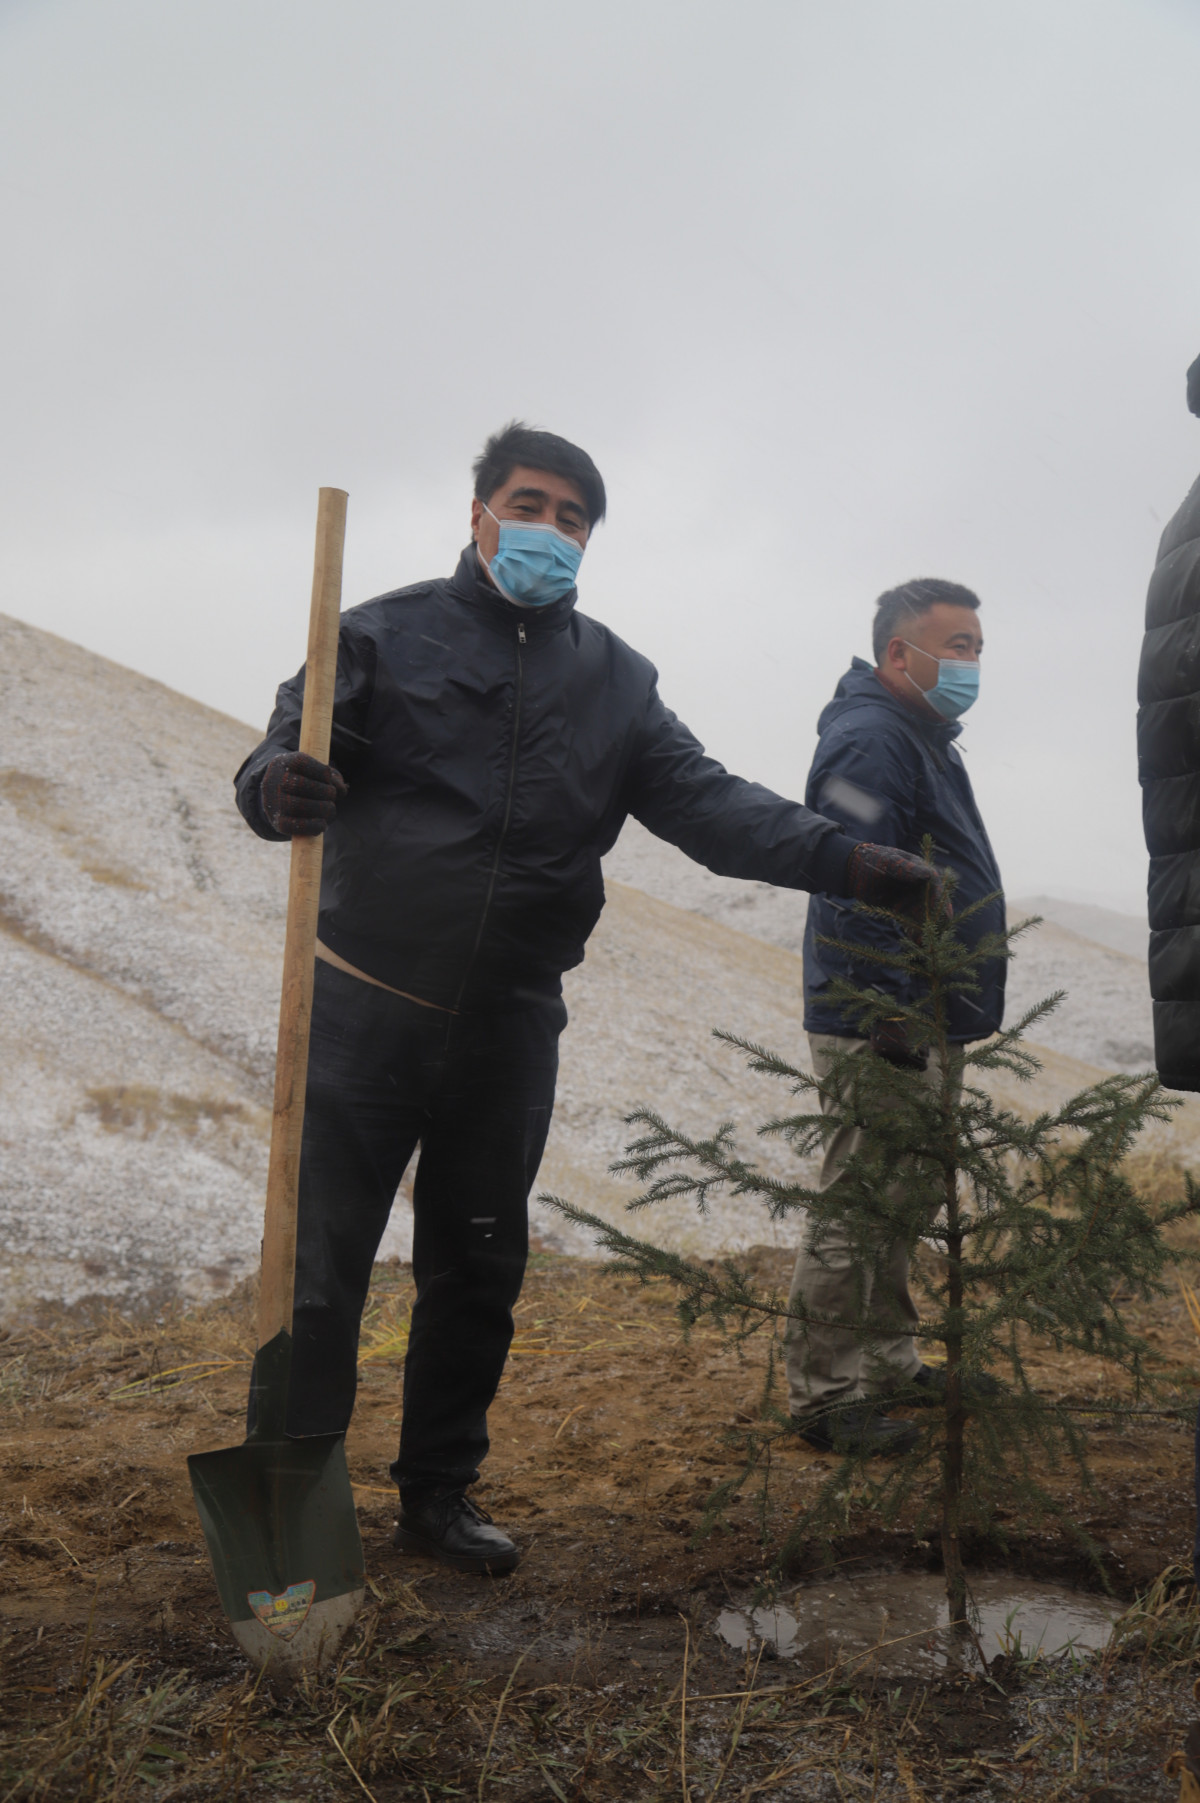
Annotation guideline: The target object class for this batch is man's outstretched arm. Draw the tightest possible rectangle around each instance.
[625,689,936,907]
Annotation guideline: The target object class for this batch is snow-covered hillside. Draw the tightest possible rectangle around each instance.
[0,613,1188,1319]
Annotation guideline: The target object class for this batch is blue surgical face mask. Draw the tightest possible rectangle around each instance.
[479,505,584,607]
[902,641,980,720]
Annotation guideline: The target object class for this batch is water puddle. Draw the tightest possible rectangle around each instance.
[715,1571,1119,1676]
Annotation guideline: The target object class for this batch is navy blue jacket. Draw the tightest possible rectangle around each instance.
[236,547,861,1012]
[802,659,1006,1042]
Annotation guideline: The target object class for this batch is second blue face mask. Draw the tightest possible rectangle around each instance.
[902,642,980,720]
[481,506,583,607]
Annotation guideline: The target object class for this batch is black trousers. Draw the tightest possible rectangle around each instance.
[278,959,565,1494]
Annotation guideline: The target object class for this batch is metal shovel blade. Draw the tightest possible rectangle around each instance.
[187,1332,365,1678]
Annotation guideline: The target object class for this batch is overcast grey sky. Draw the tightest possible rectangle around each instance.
[2,0,1199,910]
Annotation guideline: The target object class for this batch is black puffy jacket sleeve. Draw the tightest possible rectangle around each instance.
[233,623,377,841]
[625,688,860,897]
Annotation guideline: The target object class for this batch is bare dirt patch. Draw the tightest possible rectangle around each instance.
[1,1250,1198,1798]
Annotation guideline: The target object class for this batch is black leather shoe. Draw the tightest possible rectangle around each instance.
[907,1364,1002,1406]
[795,1405,918,1459]
[393,1489,519,1574]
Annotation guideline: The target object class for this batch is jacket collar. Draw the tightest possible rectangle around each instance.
[825,656,963,743]
[444,545,579,636]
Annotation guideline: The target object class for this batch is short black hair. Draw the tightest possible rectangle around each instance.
[473,421,607,529]
[872,578,981,665]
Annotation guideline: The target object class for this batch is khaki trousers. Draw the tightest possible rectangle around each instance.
[784,1032,961,1420]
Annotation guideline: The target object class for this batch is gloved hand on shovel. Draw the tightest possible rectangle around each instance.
[845,843,949,923]
[261,751,347,837]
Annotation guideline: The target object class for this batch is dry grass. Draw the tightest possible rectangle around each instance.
[0,769,57,813]
[1,1255,1199,1799]
[0,767,149,892]
[81,1086,251,1139]
[2,1582,1198,1801]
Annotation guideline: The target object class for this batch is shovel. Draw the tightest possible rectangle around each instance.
[188,487,365,1679]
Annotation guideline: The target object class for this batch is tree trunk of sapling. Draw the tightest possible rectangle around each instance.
[928,923,968,1631]
[940,1201,967,1630]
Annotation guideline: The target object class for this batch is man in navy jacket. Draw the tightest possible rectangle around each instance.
[785,577,1005,1456]
[235,423,939,1572]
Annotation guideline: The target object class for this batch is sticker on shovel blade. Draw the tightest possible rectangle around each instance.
[247,1579,316,1640]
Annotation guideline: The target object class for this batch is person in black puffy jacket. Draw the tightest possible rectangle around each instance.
[1138,355,1200,1595]
[235,421,940,1574]
[1140,355,1200,1093]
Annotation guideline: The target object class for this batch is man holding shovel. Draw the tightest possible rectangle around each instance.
[235,422,938,1574]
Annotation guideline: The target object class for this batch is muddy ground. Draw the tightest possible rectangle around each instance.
[2,1248,1199,1799]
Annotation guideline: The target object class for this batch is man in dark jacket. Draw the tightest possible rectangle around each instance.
[236,422,939,1572]
[1138,354,1200,1591]
[785,577,1005,1456]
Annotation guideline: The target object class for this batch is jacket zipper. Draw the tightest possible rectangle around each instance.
[454,620,525,1008]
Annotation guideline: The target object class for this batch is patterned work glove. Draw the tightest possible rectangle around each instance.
[260,752,347,837]
[845,843,948,921]
[869,1015,930,1071]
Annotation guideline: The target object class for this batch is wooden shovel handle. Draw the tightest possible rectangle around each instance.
[258,487,348,1347]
